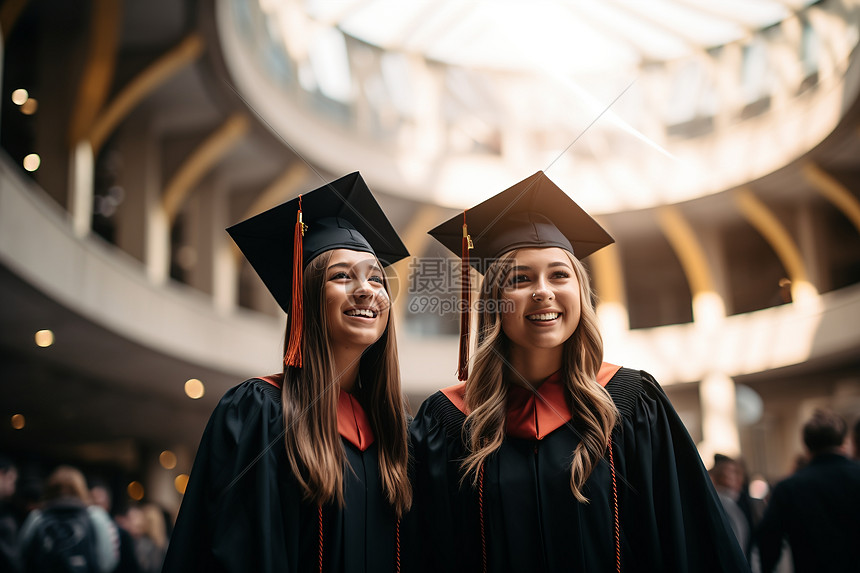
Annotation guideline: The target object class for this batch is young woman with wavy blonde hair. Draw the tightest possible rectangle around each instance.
[164,173,411,573]
[410,172,749,573]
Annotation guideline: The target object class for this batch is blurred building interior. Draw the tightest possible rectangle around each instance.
[1,0,859,514]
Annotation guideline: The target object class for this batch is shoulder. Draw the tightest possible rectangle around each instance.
[85,505,115,530]
[604,367,663,419]
[203,377,285,445]
[417,390,463,423]
[413,390,467,441]
[216,377,282,413]
[789,455,860,484]
[18,508,43,546]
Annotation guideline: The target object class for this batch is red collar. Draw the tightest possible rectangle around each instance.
[260,375,375,451]
[336,390,375,451]
[440,362,621,440]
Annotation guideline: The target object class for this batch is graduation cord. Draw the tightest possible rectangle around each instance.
[318,505,324,573]
[395,518,402,573]
[317,506,402,572]
[478,462,487,573]
[474,446,617,573]
[608,437,620,573]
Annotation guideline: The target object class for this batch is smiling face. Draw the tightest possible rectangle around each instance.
[499,247,581,355]
[323,249,390,355]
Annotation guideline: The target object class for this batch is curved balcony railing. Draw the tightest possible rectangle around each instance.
[217,0,860,213]
[3,154,859,398]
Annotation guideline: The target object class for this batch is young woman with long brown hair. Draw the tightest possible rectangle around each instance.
[410,171,749,572]
[164,173,411,573]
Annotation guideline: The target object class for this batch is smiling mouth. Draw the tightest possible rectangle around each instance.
[345,308,378,318]
[526,312,559,322]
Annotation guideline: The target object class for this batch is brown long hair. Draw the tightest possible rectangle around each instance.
[461,249,618,502]
[44,465,92,503]
[281,250,412,517]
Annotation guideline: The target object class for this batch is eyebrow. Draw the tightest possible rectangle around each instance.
[510,261,572,271]
[327,262,383,273]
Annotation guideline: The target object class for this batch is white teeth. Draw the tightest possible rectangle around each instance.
[346,308,376,318]
[527,312,559,321]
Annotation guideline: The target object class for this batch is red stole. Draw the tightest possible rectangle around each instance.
[440,362,621,440]
[260,374,375,451]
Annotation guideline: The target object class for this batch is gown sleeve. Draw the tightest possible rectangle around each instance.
[407,392,479,573]
[613,370,750,573]
[162,379,298,573]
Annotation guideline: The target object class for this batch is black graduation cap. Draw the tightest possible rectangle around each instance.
[428,170,613,274]
[427,170,614,380]
[227,171,409,368]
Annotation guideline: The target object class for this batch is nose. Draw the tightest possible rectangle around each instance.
[532,278,554,303]
[353,278,373,299]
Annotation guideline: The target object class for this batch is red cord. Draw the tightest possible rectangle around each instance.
[479,462,487,573]
[395,518,401,573]
[608,438,620,573]
[318,504,324,573]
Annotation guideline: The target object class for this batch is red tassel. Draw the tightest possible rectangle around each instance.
[458,211,472,381]
[284,196,305,368]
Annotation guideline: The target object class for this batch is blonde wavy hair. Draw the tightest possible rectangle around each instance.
[462,249,618,503]
[281,250,412,517]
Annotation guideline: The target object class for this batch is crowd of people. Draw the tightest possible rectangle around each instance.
[0,459,170,573]
[709,412,860,572]
[1,172,858,572]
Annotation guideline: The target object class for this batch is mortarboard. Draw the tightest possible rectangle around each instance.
[427,170,614,379]
[227,171,409,368]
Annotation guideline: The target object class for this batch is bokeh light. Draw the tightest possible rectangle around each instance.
[159,450,177,469]
[20,98,38,115]
[174,474,190,494]
[11,88,28,105]
[127,481,145,501]
[185,378,205,399]
[34,329,54,347]
[23,154,41,172]
[749,478,770,500]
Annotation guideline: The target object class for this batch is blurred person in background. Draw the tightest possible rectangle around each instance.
[755,409,860,572]
[116,503,165,573]
[139,504,167,572]
[710,454,754,558]
[90,481,142,573]
[18,465,119,573]
[0,454,21,573]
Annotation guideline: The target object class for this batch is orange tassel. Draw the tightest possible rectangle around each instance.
[284,196,305,368]
[458,211,473,381]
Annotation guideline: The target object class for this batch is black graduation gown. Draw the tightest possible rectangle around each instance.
[162,377,400,573]
[409,366,750,573]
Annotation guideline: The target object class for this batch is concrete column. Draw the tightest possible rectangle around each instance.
[699,372,741,460]
[796,201,828,292]
[145,143,170,285]
[114,116,155,263]
[68,141,94,237]
[211,178,237,314]
[182,188,208,294]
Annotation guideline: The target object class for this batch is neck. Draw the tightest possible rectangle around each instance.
[333,346,362,393]
[508,345,563,387]
[813,446,846,458]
